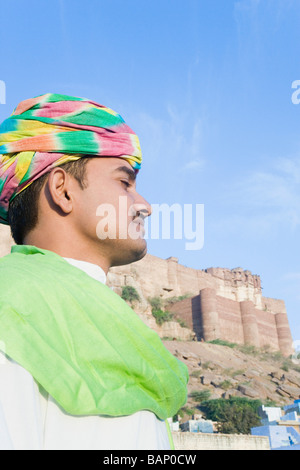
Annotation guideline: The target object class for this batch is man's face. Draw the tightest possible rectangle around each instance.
[71,157,152,267]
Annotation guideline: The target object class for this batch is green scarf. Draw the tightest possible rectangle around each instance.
[0,245,188,419]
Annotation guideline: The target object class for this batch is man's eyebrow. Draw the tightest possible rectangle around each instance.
[112,166,137,181]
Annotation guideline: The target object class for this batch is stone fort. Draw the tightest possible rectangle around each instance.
[107,254,294,357]
[0,225,294,357]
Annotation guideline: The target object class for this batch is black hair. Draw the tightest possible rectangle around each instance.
[8,157,91,245]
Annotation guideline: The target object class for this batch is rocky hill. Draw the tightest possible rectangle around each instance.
[162,339,300,418]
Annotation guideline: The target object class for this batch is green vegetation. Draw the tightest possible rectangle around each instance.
[189,390,211,403]
[231,369,245,377]
[164,294,192,306]
[207,339,237,348]
[152,309,174,326]
[174,406,197,421]
[264,399,277,407]
[148,296,163,311]
[189,369,202,378]
[207,339,261,356]
[176,318,188,328]
[219,380,232,391]
[223,368,245,378]
[121,286,140,304]
[281,361,290,372]
[237,344,259,356]
[199,397,262,434]
[202,361,212,370]
[148,295,190,327]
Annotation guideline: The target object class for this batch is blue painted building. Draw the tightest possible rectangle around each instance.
[251,400,300,450]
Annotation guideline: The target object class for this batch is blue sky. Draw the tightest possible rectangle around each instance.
[1,0,300,344]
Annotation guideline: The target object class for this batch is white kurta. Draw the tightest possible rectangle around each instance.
[0,257,171,450]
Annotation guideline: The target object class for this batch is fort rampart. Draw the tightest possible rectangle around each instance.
[169,288,293,356]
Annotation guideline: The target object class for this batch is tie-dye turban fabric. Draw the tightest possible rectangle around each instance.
[0,93,142,225]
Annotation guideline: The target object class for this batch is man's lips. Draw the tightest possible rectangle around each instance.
[133,220,144,231]
[132,213,146,226]
[131,216,145,235]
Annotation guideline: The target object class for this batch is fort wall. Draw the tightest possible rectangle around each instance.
[169,289,293,356]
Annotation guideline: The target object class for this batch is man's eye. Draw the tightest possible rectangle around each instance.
[121,180,130,188]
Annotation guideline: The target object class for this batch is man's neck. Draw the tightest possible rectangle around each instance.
[23,233,111,274]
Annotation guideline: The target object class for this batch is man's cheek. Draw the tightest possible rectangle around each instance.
[96,203,117,239]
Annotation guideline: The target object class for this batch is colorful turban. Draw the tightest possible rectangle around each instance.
[0,93,142,225]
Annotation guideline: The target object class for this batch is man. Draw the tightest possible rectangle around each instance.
[0,93,188,450]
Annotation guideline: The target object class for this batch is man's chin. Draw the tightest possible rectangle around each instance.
[110,240,148,267]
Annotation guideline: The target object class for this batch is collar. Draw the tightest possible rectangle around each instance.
[63,257,107,284]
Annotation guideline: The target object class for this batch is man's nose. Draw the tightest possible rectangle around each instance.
[132,194,152,218]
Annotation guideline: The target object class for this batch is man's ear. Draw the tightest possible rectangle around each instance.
[46,168,73,215]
